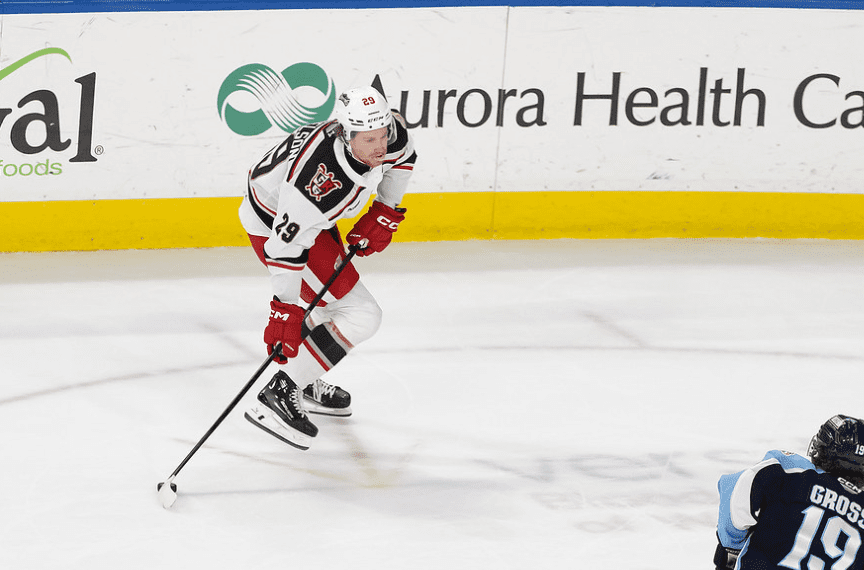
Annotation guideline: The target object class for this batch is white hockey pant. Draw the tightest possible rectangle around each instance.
[281,280,382,388]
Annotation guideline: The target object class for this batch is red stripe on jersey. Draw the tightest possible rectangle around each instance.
[327,186,365,222]
[381,151,405,166]
[390,163,414,171]
[286,123,329,184]
[249,183,277,218]
[265,260,304,271]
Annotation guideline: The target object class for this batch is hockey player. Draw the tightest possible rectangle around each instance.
[715,414,864,570]
[237,83,416,450]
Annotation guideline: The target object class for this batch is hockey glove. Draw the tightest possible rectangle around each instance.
[263,298,305,364]
[713,542,740,570]
[346,201,406,257]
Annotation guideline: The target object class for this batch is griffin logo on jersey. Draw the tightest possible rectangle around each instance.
[305,164,343,201]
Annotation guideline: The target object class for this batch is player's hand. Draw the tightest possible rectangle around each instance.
[713,543,740,570]
[263,298,304,363]
[346,201,406,257]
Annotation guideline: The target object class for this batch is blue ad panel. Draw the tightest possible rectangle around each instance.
[3,0,864,15]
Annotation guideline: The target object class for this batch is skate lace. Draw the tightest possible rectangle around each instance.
[289,387,308,418]
[314,379,337,400]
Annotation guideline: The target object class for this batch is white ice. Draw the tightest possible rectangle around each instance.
[1,239,863,569]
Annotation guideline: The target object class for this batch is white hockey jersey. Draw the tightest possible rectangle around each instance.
[238,112,416,302]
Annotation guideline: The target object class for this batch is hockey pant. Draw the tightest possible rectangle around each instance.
[248,229,382,387]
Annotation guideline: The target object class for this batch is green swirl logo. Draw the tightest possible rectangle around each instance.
[217,62,336,136]
[0,47,72,82]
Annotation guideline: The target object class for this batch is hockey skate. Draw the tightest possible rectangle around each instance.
[245,371,318,450]
[303,378,352,417]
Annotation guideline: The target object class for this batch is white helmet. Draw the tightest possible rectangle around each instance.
[333,86,391,141]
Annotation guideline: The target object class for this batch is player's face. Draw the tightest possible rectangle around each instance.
[349,127,389,167]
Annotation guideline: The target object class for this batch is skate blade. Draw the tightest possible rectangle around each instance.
[303,397,353,417]
[244,406,312,450]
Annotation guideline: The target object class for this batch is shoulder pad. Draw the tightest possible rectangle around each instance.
[762,449,817,472]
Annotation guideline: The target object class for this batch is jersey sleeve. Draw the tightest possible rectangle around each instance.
[375,111,417,208]
[717,451,815,549]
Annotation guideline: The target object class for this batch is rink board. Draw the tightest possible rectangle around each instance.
[2,3,864,250]
[2,191,863,252]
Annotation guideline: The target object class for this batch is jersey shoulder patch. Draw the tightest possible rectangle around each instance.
[292,131,356,214]
[304,162,345,203]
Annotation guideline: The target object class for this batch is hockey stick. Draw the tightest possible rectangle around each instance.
[157,245,360,509]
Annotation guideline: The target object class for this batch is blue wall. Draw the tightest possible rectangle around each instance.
[3,0,864,15]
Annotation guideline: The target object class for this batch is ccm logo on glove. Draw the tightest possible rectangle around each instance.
[347,201,406,257]
[264,298,304,363]
[376,215,401,231]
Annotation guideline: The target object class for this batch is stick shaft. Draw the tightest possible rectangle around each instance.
[163,245,359,481]
[167,350,278,479]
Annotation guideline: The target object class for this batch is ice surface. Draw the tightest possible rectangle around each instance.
[1,239,862,569]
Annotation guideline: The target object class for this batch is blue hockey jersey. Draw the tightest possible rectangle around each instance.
[717,449,864,570]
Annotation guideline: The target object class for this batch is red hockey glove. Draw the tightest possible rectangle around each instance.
[263,298,305,363]
[346,201,406,257]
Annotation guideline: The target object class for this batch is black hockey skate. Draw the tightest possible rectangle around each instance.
[245,371,318,450]
[303,378,352,417]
